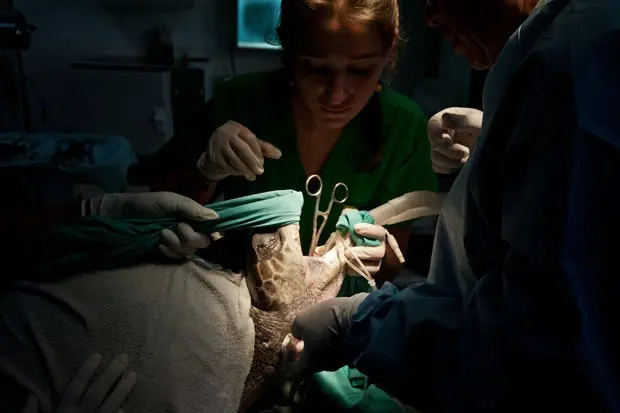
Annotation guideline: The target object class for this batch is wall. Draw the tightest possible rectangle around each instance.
[16,0,470,139]
[18,0,281,135]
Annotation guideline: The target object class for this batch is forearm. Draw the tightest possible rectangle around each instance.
[349,135,619,411]
[344,282,461,410]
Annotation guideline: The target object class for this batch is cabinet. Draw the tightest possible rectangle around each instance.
[71,56,206,156]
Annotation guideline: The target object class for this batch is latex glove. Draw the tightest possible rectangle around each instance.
[427,107,483,174]
[198,120,282,182]
[21,353,136,413]
[87,192,219,259]
[290,293,369,376]
[345,223,387,276]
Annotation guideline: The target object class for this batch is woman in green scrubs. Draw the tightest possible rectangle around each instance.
[152,0,437,292]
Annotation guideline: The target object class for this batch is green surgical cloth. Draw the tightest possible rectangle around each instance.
[20,190,303,277]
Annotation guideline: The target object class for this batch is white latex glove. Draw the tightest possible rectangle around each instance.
[21,353,136,413]
[427,107,483,174]
[344,223,387,276]
[87,192,219,259]
[197,120,282,182]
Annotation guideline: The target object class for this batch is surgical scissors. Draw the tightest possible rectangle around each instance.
[305,174,348,255]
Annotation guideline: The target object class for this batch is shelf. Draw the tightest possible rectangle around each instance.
[72,55,209,73]
[101,0,193,7]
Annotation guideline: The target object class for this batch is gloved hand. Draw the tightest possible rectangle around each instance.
[427,107,483,174]
[345,223,387,277]
[198,120,282,182]
[21,353,136,413]
[290,293,369,376]
[87,192,219,259]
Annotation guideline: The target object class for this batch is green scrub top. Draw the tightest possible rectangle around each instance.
[161,69,437,293]
[211,69,436,243]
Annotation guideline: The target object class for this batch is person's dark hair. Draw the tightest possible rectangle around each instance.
[276,0,404,172]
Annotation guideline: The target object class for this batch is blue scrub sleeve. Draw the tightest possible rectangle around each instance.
[342,30,620,412]
[343,282,461,410]
[566,29,620,412]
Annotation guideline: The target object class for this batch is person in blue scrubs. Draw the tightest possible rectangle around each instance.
[290,0,620,411]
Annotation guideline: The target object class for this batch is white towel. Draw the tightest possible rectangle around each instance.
[0,259,254,413]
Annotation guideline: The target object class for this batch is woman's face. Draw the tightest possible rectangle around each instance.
[291,18,388,130]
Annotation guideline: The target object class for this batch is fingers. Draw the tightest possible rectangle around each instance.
[290,324,316,374]
[290,298,341,340]
[160,228,189,258]
[293,345,315,376]
[176,223,211,249]
[290,313,311,340]
[81,354,130,410]
[237,126,264,164]
[58,353,103,410]
[228,136,282,179]
[290,297,363,375]
[442,109,483,134]
[353,223,387,241]
[159,224,212,259]
[346,245,384,265]
[208,121,280,181]
[99,371,137,413]
[427,113,448,148]
[172,198,219,222]
[281,333,304,363]
[192,206,219,222]
[20,394,38,413]
[346,224,386,275]
[58,354,134,413]
[346,259,382,276]
[222,140,260,181]
[434,142,470,161]
[230,134,264,178]
[209,122,261,180]
[431,136,471,174]
[158,243,186,259]
[363,260,382,274]
[427,107,483,149]
[431,149,469,174]
[257,139,282,160]
[441,112,471,132]
[345,242,385,274]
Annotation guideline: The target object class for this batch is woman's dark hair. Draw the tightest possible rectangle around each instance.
[276,0,404,172]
